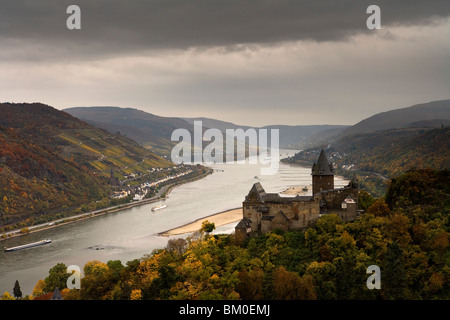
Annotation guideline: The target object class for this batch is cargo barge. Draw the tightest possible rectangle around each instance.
[4,239,52,252]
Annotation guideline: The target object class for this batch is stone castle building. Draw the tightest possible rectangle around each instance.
[235,150,359,239]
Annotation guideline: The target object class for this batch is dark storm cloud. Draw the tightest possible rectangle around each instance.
[1,0,449,60]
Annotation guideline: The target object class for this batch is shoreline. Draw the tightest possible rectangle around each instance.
[158,207,243,237]
[0,168,213,242]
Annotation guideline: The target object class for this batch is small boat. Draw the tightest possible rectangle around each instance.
[302,187,308,191]
[4,239,51,252]
[151,204,167,212]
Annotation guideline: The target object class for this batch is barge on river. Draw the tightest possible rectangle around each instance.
[4,239,52,252]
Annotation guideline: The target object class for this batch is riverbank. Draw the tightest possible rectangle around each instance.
[0,168,213,242]
[159,208,243,237]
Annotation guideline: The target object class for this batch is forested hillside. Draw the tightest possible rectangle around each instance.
[283,126,450,196]
[0,124,109,228]
[0,103,173,230]
[28,169,449,300]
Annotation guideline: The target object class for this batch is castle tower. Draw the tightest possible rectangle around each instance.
[311,149,334,195]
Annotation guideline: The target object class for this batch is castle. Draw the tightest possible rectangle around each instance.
[235,150,359,239]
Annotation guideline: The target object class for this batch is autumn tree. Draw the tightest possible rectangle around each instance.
[272,267,316,300]
[81,260,113,300]
[200,220,215,237]
[1,292,14,300]
[367,199,391,217]
[236,269,265,300]
[32,279,46,298]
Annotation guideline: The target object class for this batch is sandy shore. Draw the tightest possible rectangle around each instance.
[159,208,243,237]
[280,185,311,196]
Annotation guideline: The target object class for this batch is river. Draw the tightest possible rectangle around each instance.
[0,149,349,296]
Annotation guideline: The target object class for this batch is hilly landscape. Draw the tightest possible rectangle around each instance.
[0,103,174,230]
[341,99,450,136]
[65,107,348,152]
[283,99,450,196]
[64,107,192,156]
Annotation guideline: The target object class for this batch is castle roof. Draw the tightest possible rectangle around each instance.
[312,149,334,176]
[235,219,252,229]
[245,184,313,204]
[245,182,267,202]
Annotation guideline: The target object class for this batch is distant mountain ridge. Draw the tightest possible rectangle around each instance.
[342,99,450,136]
[283,99,450,196]
[65,107,349,151]
[183,117,349,148]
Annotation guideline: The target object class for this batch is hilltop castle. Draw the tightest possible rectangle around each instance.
[235,150,359,239]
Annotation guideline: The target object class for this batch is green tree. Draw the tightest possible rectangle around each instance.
[44,263,69,293]
[315,214,342,234]
[107,260,124,282]
[13,280,22,299]
[382,242,407,300]
[359,190,375,212]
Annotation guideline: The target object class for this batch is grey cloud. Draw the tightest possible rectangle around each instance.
[1,0,449,61]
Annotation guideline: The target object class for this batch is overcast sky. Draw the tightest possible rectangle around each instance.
[1,0,449,126]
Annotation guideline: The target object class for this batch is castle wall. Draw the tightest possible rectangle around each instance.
[243,198,321,235]
[315,184,358,211]
[327,202,357,221]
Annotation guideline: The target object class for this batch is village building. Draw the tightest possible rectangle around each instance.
[235,149,359,240]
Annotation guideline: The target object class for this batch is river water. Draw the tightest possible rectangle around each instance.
[0,150,348,295]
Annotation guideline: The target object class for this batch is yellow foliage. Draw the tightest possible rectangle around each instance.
[137,251,165,287]
[84,260,109,276]
[339,230,356,248]
[170,280,202,300]
[1,292,14,300]
[130,289,142,300]
[32,279,46,297]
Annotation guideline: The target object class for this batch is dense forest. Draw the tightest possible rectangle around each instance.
[13,169,448,300]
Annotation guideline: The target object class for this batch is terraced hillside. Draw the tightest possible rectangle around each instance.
[0,102,173,229]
